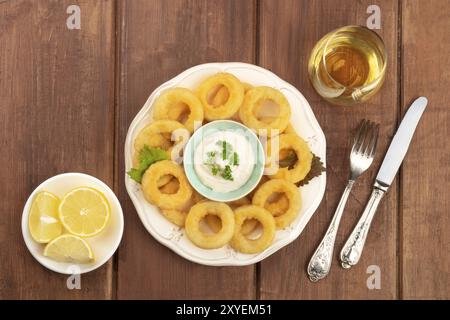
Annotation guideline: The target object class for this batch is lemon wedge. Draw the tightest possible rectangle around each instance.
[44,234,94,263]
[59,187,110,237]
[28,191,63,243]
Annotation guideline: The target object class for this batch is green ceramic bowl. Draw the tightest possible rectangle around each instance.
[183,120,265,202]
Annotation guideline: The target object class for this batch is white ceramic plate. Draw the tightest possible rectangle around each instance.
[21,173,124,274]
[124,62,326,266]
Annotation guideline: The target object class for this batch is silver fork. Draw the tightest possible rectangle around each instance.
[307,119,379,282]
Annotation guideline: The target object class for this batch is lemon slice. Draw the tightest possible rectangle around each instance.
[28,191,63,243]
[59,187,110,237]
[44,234,94,263]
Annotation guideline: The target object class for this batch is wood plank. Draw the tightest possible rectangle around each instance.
[0,0,115,299]
[401,0,450,300]
[116,0,257,299]
[257,0,399,299]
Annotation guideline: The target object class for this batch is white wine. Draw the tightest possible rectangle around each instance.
[308,26,387,106]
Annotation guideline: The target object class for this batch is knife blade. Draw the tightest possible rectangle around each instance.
[375,97,428,188]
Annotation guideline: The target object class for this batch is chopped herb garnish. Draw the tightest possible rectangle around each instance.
[221,165,234,181]
[204,140,239,181]
[216,140,233,160]
[233,152,239,166]
[207,151,216,158]
[222,141,227,160]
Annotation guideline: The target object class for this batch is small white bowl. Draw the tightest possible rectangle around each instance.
[21,172,124,274]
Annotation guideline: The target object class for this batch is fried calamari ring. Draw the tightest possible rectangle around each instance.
[230,205,276,254]
[266,133,313,183]
[207,81,252,122]
[239,86,291,136]
[141,160,192,210]
[152,88,204,133]
[252,95,282,125]
[205,197,258,235]
[211,85,229,107]
[134,120,189,163]
[158,176,180,194]
[161,209,187,227]
[134,120,186,152]
[132,134,172,167]
[185,201,235,249]
[264,193,290,217]
[228,197,252,208]
[161,190,204,227]
[242,82,253,93]
[252,179,301,229]
[196,73,244,121]
[212,82,252,106]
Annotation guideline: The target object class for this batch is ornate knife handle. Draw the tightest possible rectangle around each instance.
[340,184,386,269]
[307,181,354,282]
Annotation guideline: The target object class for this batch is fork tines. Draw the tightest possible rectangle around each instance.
[352,119,380,158]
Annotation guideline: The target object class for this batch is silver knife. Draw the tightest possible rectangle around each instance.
[340,97,428,269]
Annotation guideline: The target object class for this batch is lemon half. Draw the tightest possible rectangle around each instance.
[59,187,110,237]
[28,191,63,243]
[44,234,94,263]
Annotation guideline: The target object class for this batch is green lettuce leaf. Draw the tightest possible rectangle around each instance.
[127,146,169,183]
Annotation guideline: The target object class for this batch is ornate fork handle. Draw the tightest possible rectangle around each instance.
[307,180,355,282]
[340,185,385,269]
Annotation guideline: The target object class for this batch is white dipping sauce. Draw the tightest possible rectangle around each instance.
[194,131,255,193]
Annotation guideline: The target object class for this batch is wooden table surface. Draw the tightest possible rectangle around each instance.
[1,0,448,300]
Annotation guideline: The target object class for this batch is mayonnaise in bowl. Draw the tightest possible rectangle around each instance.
[183,120,265,202]
[194,131,255,193]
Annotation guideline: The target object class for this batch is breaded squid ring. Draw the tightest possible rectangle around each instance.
[133,120,189,163]
[156,174,176,190]
[141,160,192,210]
[196,73,244,121]
[252,179,301,229]
[132,134,172,167]
[158,176,180,194]
[212,82,253,107]
[205,197,258,235]
[152,88,204,133]
[160,190,205,227]
[230,205,276,254]
[239,86,291,136]
[264,193,290,217]
[161,209,187,227]
[242,82,253,93]
[266,133,313,183]
[185,201,235,249]
[211,85,229,107]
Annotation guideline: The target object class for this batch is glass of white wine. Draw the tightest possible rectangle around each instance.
[308,25,387,106]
